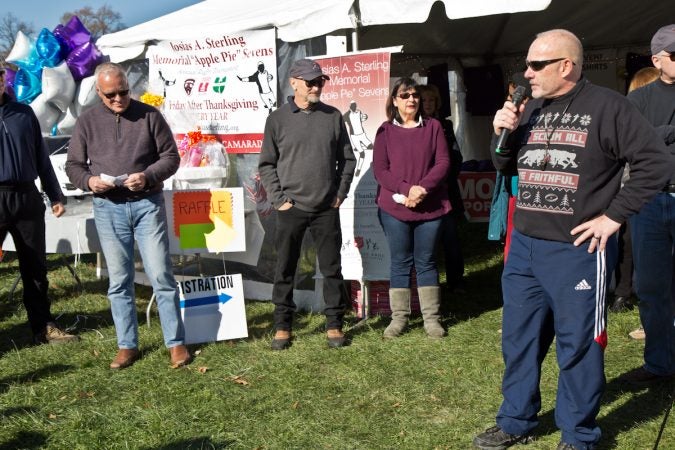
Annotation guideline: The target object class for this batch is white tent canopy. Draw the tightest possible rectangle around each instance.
[96,0,554,61]
[97,0,355,62]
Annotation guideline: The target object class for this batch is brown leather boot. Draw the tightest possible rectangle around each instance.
[169,344,192,368]
[110,348,139,370]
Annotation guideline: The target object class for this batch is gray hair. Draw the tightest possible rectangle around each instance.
[94,62,127,84]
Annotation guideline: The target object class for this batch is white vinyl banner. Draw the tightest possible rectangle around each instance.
[147,29,276,153]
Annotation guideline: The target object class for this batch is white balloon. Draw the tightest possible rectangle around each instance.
[41,62,76,112]
[6,31,34,63]
[30,93,61,134]
[75,75,99,116]
[55,105,78,135]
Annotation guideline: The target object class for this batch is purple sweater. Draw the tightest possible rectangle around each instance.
[373,118,450,221]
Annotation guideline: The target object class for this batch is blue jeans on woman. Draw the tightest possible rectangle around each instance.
[378,209,443,288]
[93,192,184,350]
[630,192,675,376]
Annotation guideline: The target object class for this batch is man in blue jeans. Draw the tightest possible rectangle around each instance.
[259,58,355,350]
[623,24,675,384]
[66,62,190,370]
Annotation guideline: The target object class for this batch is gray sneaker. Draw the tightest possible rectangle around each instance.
[557,442,580,450]
[34,322,80,344]
[473,425,534,449]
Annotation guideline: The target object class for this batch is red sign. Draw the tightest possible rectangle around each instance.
[458,172,496,222]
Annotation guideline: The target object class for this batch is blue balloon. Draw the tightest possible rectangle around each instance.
[14,68,42,104]
[36,28,63,68]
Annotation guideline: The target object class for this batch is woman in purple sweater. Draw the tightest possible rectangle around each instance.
[373,77,450,339]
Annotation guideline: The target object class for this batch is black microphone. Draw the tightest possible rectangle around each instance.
[495,85,529,154]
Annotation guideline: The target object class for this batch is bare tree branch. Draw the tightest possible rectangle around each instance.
[0,13,35,62]
[61,5,125,41]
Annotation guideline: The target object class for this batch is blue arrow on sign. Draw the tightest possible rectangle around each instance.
[180,292,232,308]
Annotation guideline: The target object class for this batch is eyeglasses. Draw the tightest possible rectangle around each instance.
[299,78,326,88]
[101,89,130,100]
[397,92,421,100]
[658,53,675,61]
[525,58,566,71]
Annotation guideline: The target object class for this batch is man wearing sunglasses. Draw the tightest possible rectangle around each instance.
[0,67,77,345]
[66,62,191,370]
[622,24,675,386]
[259,58,355,350]
[474,30,671,450]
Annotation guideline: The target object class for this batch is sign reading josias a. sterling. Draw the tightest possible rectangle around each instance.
[178,274,248,344]
[147,29,276,153]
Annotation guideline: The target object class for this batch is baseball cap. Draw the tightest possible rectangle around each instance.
[651,24,675,55]
[289,59,329,80]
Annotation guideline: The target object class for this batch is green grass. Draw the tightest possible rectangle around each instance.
[0,222,673,449]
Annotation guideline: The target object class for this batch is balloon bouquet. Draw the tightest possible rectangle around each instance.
[4,16,104,135]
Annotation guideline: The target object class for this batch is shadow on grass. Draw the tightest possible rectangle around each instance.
[0,364,74,394]
[0,430,47,450]
[139,437,236,449]
[597,374,675,449]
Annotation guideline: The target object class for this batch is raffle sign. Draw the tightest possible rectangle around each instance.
[164,188,246,254]
[147,29,276,153]
[178,274,248,344]
[315,52,391,280]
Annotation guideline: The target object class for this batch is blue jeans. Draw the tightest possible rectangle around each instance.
[378,209,442,288]
[630,192,675,376]
[93,193,184,349]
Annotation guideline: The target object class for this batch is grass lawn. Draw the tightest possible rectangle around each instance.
[0,222,672,449]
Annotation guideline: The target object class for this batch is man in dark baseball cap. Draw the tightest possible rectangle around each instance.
[651,24,675,55]
[289,58,330,81]
[258,57,355,351]
[621,24,675,385]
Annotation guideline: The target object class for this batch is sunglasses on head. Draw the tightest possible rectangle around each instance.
[397,92,421,100]
[525,58,566,71]
[101,89,130,100]
[301,78,326,88]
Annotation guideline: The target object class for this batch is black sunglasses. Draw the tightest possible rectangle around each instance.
[301,78,326,88]
[101,89,130,100]
[397,92,421,100]
[525,58,566,71]
[659,53,675,61]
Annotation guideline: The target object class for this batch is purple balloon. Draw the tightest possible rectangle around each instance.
[66,41,103,81]
[36,28,64,68]
[64,16,91,48]
[4,68,17,100]
[53,24,74,54]
[52,16,91,55]
[14,68,42,104]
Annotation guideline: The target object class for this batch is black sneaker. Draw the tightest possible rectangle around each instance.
[473,425,534,449]
[608,296,633,313]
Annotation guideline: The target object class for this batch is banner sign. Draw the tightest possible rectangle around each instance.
[178,274,248,344]
[164,188,246,254]
[147,29,276,153]
[458,171,496,222]
[314,52,391,280]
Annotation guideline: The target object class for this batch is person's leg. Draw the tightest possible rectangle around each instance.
[613,222,633,299]
[536,236,616,449]
[272,207,308,331]
[132,193,184,348]
[631,193,675,376]
[7,190,54,334]
[441,212,465,290]
[496,230,555,436]
[93,197,138,349]
[378,209,413,288]
[309,207,347,330]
